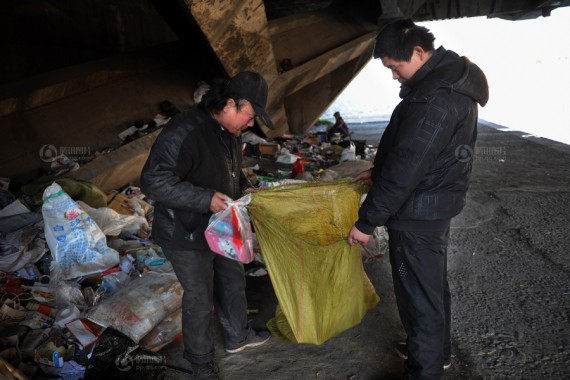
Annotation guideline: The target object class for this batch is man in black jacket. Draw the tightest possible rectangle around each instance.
[347,20,488,379]
[141,71,274,379]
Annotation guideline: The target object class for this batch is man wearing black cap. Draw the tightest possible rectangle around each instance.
[347,19,488,379]
[141,71,274,379]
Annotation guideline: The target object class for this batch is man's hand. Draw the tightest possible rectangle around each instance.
[347,225,371,246]
[210,192,232,213]
[243,187,258,194]
[352,169,372,186]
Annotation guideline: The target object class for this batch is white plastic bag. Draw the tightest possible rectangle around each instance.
[204,194,253,263]
[341,142,357,161]
[275,150,299,164]
[42,183,119,280]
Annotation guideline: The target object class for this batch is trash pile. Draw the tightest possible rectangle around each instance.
[0,178,180,379]
[240,127,377,184]
[0,120,387,379]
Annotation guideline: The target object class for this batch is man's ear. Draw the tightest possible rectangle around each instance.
[414,46,427,60]
[225,98,236,110]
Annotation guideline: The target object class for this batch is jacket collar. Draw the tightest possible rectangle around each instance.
[400,46,447,98]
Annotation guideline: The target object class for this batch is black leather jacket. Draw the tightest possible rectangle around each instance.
[356,47,489,233]
[140,107,250,251]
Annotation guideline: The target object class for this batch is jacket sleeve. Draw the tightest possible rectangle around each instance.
[355,96,456,234]
[140,127,214,213]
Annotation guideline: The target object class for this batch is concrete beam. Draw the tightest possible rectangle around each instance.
[284,48,374,135]
[187,0,278,79]
[187,0,282,134]
[278,31,377,97]
[268,10,376,69]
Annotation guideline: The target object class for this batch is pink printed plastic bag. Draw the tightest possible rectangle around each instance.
[205,194,253,263]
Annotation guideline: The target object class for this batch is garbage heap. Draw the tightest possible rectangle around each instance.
[0,118,387,379]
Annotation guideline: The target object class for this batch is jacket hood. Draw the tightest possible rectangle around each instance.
[402,47,489,107]
[451,57,489,107]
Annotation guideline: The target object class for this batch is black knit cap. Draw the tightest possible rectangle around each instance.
[228,71,276,130]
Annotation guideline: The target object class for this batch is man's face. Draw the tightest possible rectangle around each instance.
[381,48,425,83]
[221,100,256,136]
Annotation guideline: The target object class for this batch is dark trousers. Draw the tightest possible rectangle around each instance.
[162,248,249,364]
[388,226,451,380]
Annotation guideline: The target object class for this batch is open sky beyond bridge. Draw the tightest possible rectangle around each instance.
[325,7,570,145]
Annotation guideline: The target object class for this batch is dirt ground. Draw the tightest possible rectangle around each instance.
[161,124,570,379]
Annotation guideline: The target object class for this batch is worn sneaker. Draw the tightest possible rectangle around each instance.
[191,361,219,380]
[225,330,271,353]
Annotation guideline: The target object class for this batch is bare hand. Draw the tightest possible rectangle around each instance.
[352,169,372,185]
[347,225,371,246]
[243,187,258,194]
[210,192,231,213]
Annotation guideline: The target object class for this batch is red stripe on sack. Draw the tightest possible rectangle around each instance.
[297,241,304,342]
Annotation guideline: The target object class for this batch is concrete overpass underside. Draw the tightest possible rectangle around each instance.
[1,0,568,188]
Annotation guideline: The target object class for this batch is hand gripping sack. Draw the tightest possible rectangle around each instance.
[205,194,253,263]
[248,179,379,344]
[42,183,119,280]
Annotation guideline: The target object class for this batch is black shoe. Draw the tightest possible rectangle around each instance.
[394,341,409,360]
[225,329,271,353]
[191,361,219,380]
[395,342,452,371]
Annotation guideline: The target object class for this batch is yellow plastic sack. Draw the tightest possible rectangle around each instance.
[249,179,379,345]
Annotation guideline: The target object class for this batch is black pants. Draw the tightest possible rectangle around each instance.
[162,248,249,364]
[388,226,451,380]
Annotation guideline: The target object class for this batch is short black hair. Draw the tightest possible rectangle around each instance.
[373,19,435,61]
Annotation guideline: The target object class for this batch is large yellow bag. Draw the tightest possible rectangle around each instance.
[249,179,379,344]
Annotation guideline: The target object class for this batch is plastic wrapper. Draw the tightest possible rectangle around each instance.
[205,194,253,263]
[140,308,182,352]
[53,281,86,309]
[0,221,48,272]
[86,272,182,343]
[42,183,119,280]
[76,201,149,238]
[100,271,131,296]
[249,179,379,345]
